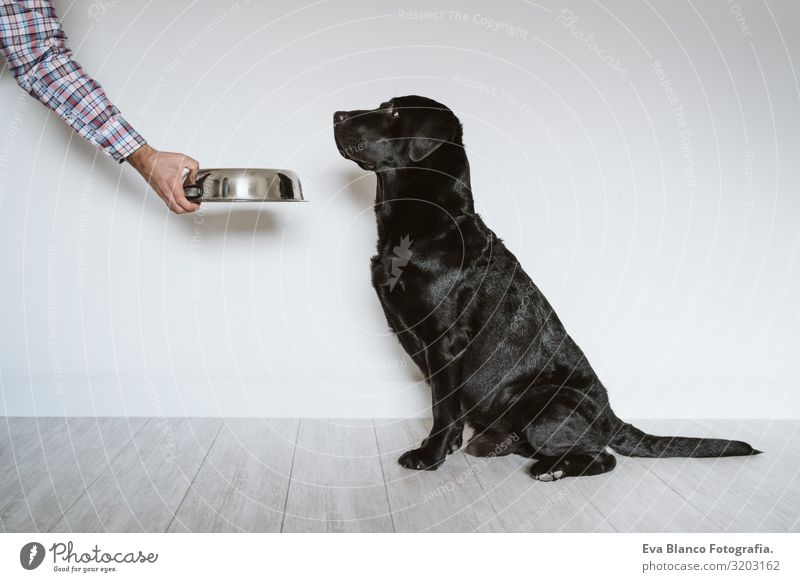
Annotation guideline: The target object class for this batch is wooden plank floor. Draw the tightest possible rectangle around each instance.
[1,418,797,533]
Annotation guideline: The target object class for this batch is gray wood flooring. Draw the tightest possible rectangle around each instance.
[1,417,797,532]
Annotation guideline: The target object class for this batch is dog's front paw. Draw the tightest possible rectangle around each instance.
[398,447,446,471]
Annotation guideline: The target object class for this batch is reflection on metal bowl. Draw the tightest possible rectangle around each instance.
[183,168,304,202]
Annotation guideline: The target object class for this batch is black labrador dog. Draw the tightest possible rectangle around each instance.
[333,95,760,480]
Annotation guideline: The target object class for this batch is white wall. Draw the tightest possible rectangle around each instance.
[1,0,799,418]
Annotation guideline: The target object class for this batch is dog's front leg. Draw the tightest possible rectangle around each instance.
[398,336,465,471]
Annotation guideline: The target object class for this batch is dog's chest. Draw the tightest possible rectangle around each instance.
[371,247,421,297]
[370,234,440,301]
[371,239,467,322]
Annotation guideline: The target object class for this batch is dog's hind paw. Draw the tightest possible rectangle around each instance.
[528,452,617,481]
[529,467,565,482]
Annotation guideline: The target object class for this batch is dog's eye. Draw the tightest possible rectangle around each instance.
[388,108,399,118]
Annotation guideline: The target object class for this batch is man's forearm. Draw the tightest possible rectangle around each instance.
[0,1,199,214]
[0,0,146,162]
[125,143,155,173]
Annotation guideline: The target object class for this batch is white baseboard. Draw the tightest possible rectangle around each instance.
[0,379,793,419]
[0,380,432,418]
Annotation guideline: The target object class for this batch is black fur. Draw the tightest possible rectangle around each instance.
[333,95,761,481]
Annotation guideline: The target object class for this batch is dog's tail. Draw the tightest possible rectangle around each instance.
[609,419,761,458]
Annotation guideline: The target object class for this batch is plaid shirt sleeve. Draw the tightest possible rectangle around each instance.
[0,0,146,162]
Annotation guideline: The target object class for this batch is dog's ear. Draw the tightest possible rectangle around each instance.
[408,135,445,163]
[408,111,454,163]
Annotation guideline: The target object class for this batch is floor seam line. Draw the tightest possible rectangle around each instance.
[372,420,396,533]
[46,417,153,533]
[164,419,224,533]
[279,419,301,533]
[462,452,506,532]
[642,463,727,531]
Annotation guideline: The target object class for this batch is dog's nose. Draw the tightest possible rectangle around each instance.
[334,111,348,124]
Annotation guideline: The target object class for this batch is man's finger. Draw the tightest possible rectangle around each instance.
[160,190,186,214]
[186,157,200,184]
[168,199,186,214]
[171,184,199,213]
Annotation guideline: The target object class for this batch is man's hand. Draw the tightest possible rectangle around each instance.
[126,144,200,213]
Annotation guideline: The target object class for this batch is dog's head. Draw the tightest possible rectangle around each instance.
[333,95,462,172]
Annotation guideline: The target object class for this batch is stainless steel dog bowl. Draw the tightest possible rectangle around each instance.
[183,168,304,202]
